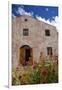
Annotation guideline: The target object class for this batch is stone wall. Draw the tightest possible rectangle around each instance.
[12,15,58,68]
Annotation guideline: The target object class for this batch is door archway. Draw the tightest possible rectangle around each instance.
[19,45,33,66]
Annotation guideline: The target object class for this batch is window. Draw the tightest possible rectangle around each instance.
[47,47,52,55]
[23,29,29,36]
[45,29,50,36]
[25,19,27,21]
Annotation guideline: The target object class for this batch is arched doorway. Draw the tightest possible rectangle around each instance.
[19,45,33,66]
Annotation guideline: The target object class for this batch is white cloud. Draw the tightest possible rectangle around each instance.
[17,7,33,16]
[36,15,59,27]
[36,15,47,22]
[12,14,16,18]
[45,8,49,11]
[12,6,59,31]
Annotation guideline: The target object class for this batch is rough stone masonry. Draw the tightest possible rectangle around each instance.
[12,15,58,68]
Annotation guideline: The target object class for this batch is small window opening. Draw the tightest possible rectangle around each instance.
[25,19,27,21]
[47,47,52,55]
[45,29,50,36]
[23,28,29,36]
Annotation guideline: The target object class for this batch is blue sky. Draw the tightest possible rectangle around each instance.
[12,4,58,24]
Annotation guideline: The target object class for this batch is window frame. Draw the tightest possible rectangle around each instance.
[47,47,52,55]
[23,28,29,36]
[45,29,50,36]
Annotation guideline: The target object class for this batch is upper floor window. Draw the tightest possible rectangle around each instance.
[23,28,29,36]
[47,47,52,55]
[45,29,50,36]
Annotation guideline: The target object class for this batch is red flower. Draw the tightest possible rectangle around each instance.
[32,64,36,69]
[32,61,37,69]
[16,67,19,71]
[42,68,48,76]
[43,80,48,84]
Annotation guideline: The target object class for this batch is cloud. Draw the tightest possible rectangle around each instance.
[36,15,47,22]
[36,15,59,27]
[17,7,33,16]
[12,6,59,30]
[45,8,49,11]
[12,14,16,18]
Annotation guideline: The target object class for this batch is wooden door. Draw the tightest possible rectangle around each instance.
[19,47,33,66]
[19,47,25,65]
[29,48,33,65]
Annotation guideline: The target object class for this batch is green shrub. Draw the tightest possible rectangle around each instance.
[12,60,58,85]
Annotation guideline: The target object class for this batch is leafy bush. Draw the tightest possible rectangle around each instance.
[12,60,58,85]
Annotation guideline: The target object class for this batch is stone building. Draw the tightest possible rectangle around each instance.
[12,15,58,68]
